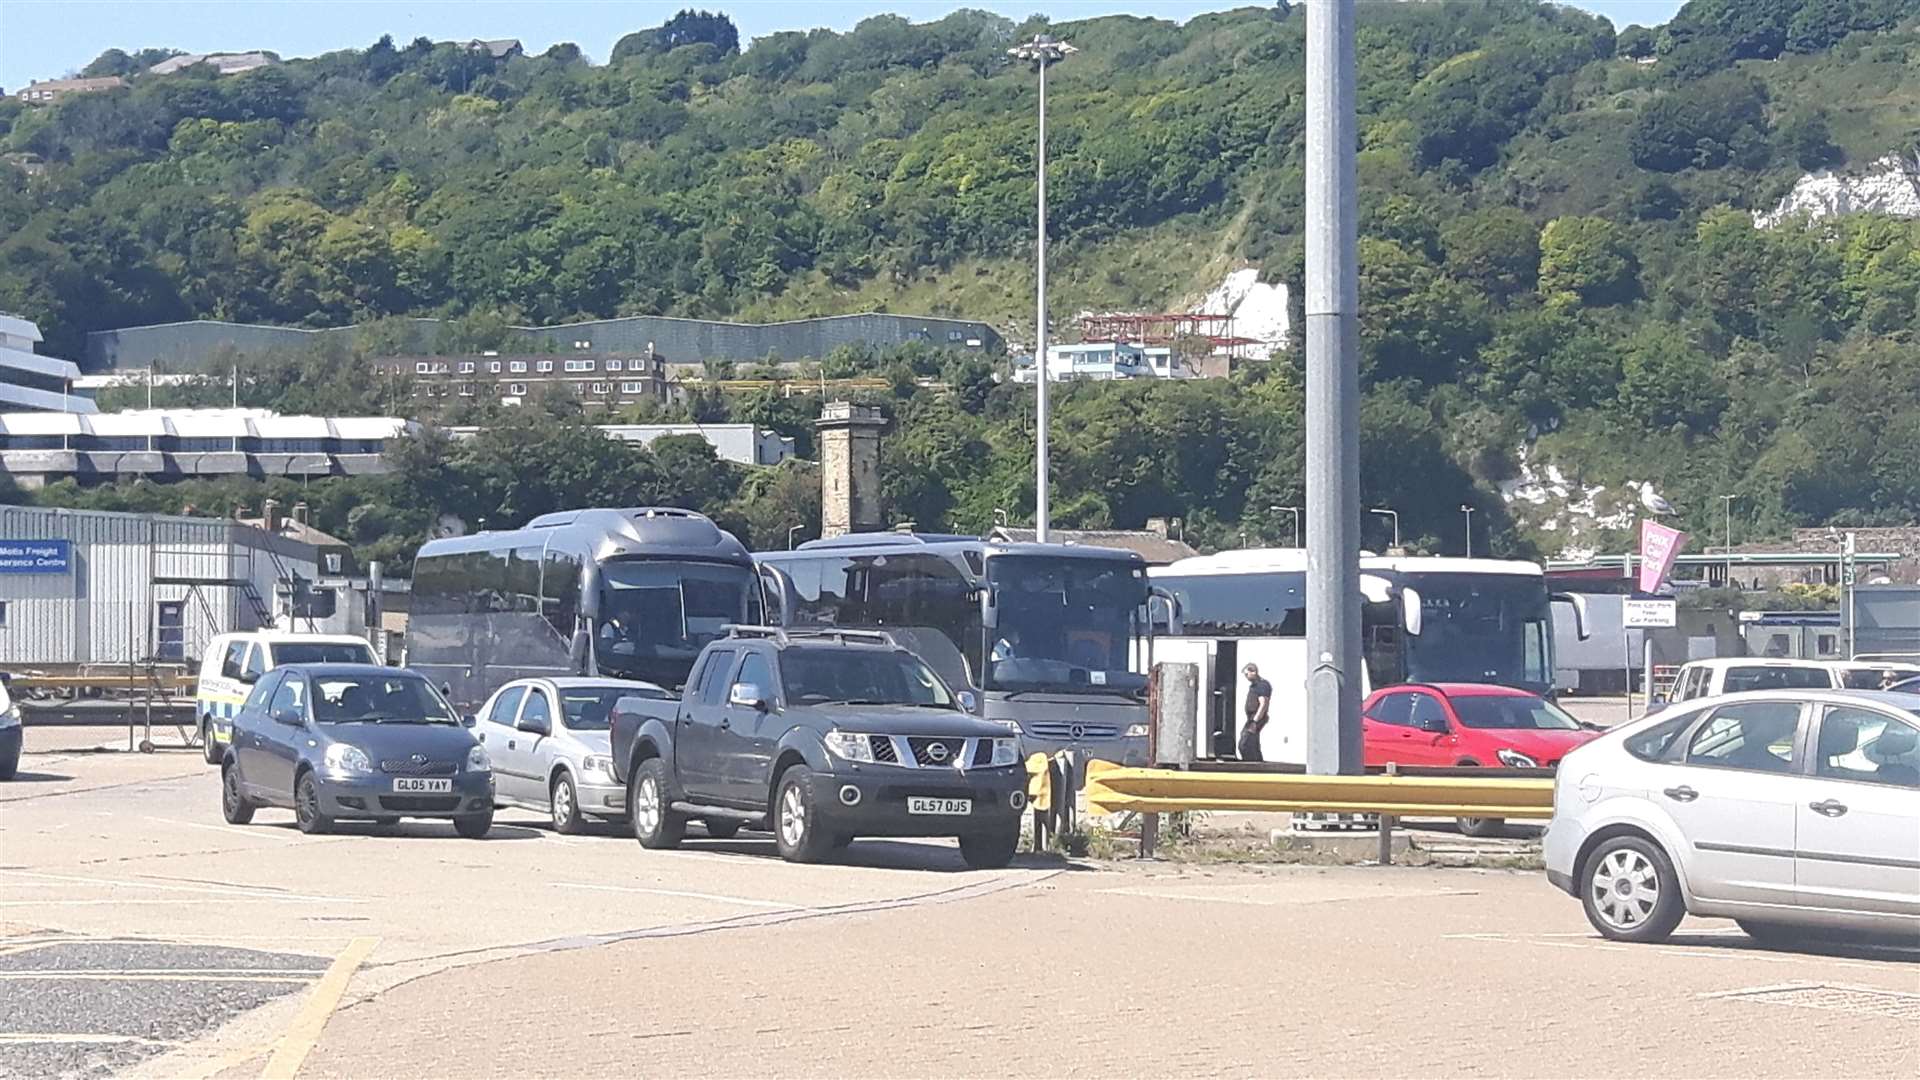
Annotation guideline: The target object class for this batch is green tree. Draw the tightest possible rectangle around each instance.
[1618,329,1726,431]
[1538,216,1637,305]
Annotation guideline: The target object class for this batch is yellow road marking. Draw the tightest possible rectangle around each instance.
[260,936,377,1080]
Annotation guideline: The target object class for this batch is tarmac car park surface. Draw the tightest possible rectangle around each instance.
[1,722,1914,1079]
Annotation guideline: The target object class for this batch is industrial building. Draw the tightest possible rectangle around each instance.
[0,409,413,489]
[0,313,93,415]
[85,312,1003,370]
[0,505,389,673]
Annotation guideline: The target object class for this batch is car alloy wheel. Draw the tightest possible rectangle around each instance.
[635,775,661,836]
[551,774,582,834]
[779,783,807,849]
[1590,847,1660,932]
[221,764,254,825]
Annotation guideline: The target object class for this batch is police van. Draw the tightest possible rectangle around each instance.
[196,632,378,764]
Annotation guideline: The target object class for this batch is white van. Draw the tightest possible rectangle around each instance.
[1664,657,1836,708]
[196,632,378,764]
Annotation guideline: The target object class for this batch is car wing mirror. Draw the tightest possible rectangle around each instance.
[957,690,979,713]
[461,713,477,728]
[728,682,769,711]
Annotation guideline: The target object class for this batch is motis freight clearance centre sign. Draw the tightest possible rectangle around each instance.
[0,540,73,574]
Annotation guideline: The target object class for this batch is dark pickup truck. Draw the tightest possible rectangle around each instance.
[608,626,1027,867]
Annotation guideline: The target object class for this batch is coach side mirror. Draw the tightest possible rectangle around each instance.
[979,584,998,630]
[1401,588,1423,636]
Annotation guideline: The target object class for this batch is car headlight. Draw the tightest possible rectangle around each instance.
[466,744,492,773]
[990,736,1020,767]
[1123,723,1150,739]
[823,729,875,762]
[580,753,613,777]
[1496,748,1539,769]
[323,743,372,775]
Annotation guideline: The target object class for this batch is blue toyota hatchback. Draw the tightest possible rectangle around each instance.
[221,664,495,837]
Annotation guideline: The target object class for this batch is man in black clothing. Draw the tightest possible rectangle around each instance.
[1240,663,1272,762]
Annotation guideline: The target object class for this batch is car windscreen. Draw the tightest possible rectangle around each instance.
[271,642,377,666]
[561,686,666,729]
[1723,666,1832,692]
[780,649,955,708]
[1449,694,1582,731]
[310,674,458,724]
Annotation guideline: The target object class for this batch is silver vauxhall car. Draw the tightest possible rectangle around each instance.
[470,677,673,832]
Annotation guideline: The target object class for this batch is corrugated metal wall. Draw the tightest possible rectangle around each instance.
[0,507,320,669]
[86,313,1004,370]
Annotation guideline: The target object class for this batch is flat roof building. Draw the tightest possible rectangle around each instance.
[0,313,93,415]
[0,408,412,489]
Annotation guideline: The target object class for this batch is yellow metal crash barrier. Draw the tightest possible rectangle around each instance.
[1082,760,1555,819]
[1025,753,1054,813]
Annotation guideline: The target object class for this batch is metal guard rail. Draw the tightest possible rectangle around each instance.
[1081,759,1555,819]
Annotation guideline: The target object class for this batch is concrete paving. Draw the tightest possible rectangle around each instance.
[2,725,1914,1079]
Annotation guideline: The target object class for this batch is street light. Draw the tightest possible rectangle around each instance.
[1719,494,1736,588]
[1270,505,1301,548]
[787,524,803,550]
[1008,33,1076,543]
[1369,508,1399,551]
[1460,504,1475,558]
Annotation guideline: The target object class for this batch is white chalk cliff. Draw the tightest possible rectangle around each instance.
[1194,267,1290,360]
[1755,153,1920,228]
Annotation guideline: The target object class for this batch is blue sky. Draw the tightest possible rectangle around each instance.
[0,1,1688,89]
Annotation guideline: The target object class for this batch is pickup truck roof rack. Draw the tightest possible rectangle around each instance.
[721,625,899,649]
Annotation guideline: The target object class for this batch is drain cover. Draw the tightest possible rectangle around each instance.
[1707,983,1920,1020]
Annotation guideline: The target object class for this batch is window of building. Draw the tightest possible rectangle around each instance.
[489,361,502,373]
[414,362,432,374]
[948,330,964,342]
[537,360,554,373]
[606,359,623,372]
[621,381,643,394]
[510,361,527,373]
[458,361,475,374]
[565,359,594,372]
[459,383,475,397]
[591,382,608,394]
[508,383,526,396]
[0,599,9,627]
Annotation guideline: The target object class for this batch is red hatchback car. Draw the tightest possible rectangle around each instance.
[1361,683,1601,835]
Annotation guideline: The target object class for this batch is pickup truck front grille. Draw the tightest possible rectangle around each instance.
[863,735,1003,770]
[908,737,966,767]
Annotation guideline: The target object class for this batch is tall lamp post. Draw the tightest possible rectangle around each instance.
[1718,493,1736,588]
[1270,504,1301,548]
[1369,508,1399,551]
[1460,504,1475,558]
[1008,34,1076,543]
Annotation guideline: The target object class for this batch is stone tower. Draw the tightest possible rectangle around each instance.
[816,401,886,538]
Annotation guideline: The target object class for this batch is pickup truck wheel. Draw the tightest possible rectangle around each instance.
[959,826,1019,870]
[773,766,834,864]
[630,759,684,849]
[550,773,584,835]
[704,819,741,840]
